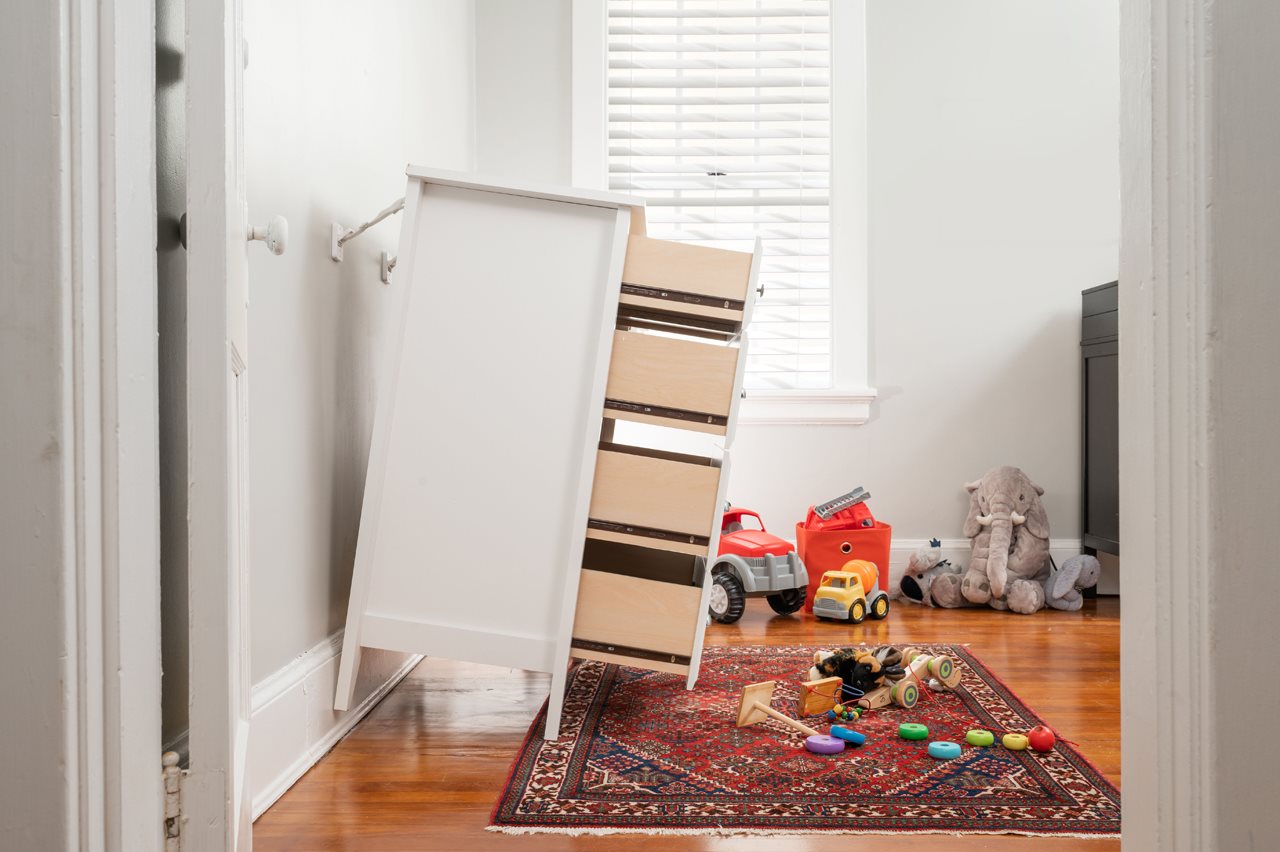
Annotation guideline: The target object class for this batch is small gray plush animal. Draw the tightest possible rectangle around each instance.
[899,539,964,607]
[1044,554,1102,611]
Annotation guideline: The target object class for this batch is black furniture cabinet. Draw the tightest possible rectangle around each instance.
[1081,282,1119,556]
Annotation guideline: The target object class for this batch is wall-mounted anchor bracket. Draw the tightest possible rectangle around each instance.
[330,196,405,263]
[380,251,398,285]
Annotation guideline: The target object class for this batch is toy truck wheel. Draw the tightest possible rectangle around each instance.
[709,572,747,624]
[766,588,806,615]
[848,599,867,624]
[870,595,890,620]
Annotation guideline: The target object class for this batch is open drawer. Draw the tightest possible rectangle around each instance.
[618,236,754,338]
[604,330,740,434]
[587,443,721,553]
[571,569,701,674]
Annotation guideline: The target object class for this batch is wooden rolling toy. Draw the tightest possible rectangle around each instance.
[737,682,844,755]
[798,676,844,716]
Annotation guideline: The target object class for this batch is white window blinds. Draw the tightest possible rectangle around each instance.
[608,0,832,391]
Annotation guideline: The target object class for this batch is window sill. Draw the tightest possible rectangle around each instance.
[738,389,877,426]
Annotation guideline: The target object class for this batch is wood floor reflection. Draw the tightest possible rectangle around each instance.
[254,598,1121,851]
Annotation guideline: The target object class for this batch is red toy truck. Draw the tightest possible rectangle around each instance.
[702,507,809,624]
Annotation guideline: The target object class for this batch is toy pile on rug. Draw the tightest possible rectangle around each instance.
[740,645,1061,761]
[898,465,1101,614]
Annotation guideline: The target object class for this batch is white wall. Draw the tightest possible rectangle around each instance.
[244,0,475,680]
[474,1,1120,584]
[474,0,573,183]
[734,0,1119,572]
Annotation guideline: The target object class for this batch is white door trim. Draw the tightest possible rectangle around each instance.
[1119,0,1215,849]
[184,0,253,848]
[12,0,166,849]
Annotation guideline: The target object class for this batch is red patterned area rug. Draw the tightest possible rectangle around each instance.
[490,644,1120,837]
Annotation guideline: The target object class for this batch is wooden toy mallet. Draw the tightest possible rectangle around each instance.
[736,681,844,754]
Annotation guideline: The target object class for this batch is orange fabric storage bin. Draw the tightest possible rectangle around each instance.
[796,521,893,613]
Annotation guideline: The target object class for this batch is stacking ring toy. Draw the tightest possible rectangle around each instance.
[830,726,866,746]
[898,723,929,741]
[928,741,962,760]
[966,729,995,747]
[805,734,846,755]
[1002,733,1029,751]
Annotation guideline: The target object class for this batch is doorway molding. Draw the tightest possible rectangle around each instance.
[1118,0,1216,848]
[0,0,164,849]
[26,0,1233,847]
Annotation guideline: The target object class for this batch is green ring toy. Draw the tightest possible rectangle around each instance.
[898,723,929,741]
[966,729,995,747]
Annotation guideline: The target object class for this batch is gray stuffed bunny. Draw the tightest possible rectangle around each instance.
[1044,554,1102,611]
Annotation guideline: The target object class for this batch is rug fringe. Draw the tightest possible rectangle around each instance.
[486,825,1119,839]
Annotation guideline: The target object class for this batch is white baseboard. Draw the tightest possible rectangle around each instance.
[886,537,1084,595]
[249,630,421,820]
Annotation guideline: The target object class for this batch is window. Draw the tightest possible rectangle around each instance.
[577,0,874,423]
[606,0,832,391]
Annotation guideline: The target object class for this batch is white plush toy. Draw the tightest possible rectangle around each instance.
[898,539,965,607]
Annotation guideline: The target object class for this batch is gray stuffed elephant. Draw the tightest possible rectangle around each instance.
[959,466,1052,614]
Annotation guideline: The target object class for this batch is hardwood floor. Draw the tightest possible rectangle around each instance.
[254,598,1120,851]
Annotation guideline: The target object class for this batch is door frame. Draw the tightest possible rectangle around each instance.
[1118,0,1219,848]
[20,0,166,849]
[63,0,1219,847]
[183,0,253,848]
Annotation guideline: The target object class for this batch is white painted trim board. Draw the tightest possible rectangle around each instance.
[250,632,421,821]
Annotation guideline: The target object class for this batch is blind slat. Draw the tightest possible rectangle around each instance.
[609,22,830,36]
[639,195,828,207]
[609,160,829,174]
[610,175,829,190]
[609,39,825,53]
[611,127,829,140]
[609,108,828,123]
[610,56,829,70]
[609,73,829,88]
[608,6,828,17]
[609,93,828,106]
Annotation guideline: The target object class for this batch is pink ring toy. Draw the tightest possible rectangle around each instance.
[804,734,846,755]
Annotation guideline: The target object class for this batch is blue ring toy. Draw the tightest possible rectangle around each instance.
[928,741,962,760]
[829,726,866,746]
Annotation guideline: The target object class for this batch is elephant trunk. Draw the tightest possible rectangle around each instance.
[984,507,1015,598]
